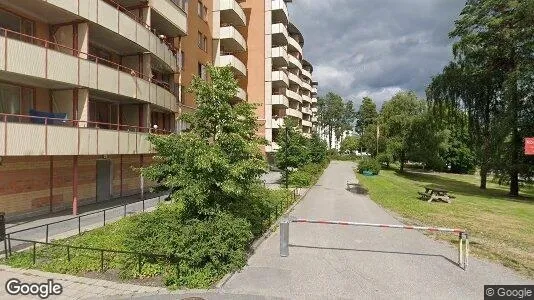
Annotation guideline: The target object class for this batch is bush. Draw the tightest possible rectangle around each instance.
[124,207,253,289]
[287,161,329,187]
[358,157,381,175]
[377,153,393,167]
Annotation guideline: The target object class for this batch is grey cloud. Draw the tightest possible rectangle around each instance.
[288,0,466,107]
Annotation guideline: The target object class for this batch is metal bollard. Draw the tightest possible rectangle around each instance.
[463,232,469,271]
[280,219,290,257]
[458,233,463,267]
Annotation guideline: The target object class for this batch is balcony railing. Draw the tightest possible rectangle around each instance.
[0,113,171,156]
[0,28,177,110]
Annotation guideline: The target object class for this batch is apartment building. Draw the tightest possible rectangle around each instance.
[0,0,317,220]
[0,0,188,220]
[211,0,318,154]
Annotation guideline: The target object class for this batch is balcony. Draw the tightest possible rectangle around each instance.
[288,36,303,56]
[301,80,312,92]
[312,107,318,113]
[312,97,318,103]
[218,54,247,77]
[288,72,302,86]
[272,46,289,68]
[272,94,289,108]
[217,0,247,27]
[302,94,312,103]
[271,23,288,46]
[271,70,289,87]
[312,116,318,123]
[220,26,247,52]
[15,0,180,72]
[0,113,171,156]
[286,90,302,103]
[0,29,176,112]
[288,55,302,70]
[312,86,318,95]
[271,0,289,24]
[270,118,285,129]
[302,68,312,80]
[287,108,303,119]
[149,0,188,36]
[302,120,313,128]
[302,106,312,115]
[235,87,247,101]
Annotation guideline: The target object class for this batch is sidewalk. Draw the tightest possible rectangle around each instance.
[5,193,166,251]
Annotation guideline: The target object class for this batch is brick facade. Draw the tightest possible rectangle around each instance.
[0,154,153,221]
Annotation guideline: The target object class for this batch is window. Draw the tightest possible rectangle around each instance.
[197,1,208,20]
[198,63,207,80]
[197,31,207,51]
[0,8,34,41]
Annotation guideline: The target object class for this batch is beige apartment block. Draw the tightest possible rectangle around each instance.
[0,0,317,219]
[0,0,185,220]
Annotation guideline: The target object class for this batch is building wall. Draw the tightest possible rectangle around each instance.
[239,0,266,138]
[178,0,214,109]
[0,154,154,221]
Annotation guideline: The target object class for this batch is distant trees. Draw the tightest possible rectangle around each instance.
[427,0,534,195]
[317,92,357,149]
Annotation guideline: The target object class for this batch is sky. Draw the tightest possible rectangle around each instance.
[288,0,466,108]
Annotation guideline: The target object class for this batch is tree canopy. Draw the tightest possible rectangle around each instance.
[317,92,357,149]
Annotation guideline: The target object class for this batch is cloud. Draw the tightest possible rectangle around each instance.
[288,0,465,107]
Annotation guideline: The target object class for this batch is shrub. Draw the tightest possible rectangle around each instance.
[377,153,393,167]
[123,207,253,289]
[288,161,329,187]
[358,157,381,175]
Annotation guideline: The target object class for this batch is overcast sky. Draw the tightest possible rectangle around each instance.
[288,0,466,108]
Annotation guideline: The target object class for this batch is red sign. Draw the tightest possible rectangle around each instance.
[525,138,534,155]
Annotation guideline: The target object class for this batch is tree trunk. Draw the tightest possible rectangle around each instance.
[509,72,520,197]
[328,127,333,149]
[400,160,405,173]
[479,165,488,190]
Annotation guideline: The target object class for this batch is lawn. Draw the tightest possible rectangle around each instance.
[356,168,534,278]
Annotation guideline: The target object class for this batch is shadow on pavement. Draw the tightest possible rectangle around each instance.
[289,244,458,267]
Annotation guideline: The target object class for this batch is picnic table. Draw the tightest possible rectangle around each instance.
[418,186,455,203]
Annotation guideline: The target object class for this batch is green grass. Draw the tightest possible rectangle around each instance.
[357,168,534,278]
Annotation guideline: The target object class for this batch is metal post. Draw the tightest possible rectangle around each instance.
[280,219,290,257]
[8,234,11,256]
[464,233,469,271]
[458,232,463,267]
[32,242,36,265]
[124,204,127,217]
[67,246,70,261]
[3,237,7,259]
[142,198,145,211]
[103,210,106,226]
[78,216,81,235]
[45,224,49,243]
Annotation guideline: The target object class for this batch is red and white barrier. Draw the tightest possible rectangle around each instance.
[280,217,469,270]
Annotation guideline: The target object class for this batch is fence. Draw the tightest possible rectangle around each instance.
[5,194,166,252]
[4,237,175,274]
[280,217,470,270]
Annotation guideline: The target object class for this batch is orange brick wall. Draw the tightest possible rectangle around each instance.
[0,154,152,221]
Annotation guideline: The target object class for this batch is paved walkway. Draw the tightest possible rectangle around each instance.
[222,161,533,299]
[5,193,165,251]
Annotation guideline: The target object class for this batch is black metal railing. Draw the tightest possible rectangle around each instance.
[3,237,176,274]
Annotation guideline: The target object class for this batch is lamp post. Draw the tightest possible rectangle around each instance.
[285,126,289,189]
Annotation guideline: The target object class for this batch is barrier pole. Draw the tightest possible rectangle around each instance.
[280,219,290,257]
[458,233,463,267]
[464,233,469,270]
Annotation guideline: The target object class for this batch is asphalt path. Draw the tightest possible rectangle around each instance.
[221,161,533,299]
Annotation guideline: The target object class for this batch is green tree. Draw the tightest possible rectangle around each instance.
[339,136,359,154]
[317,92,356,149]
[142,66,267,218]
[355,97,378,137]
[380,91,426,172]
[428,0,534,195]
[275,118,310,170]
